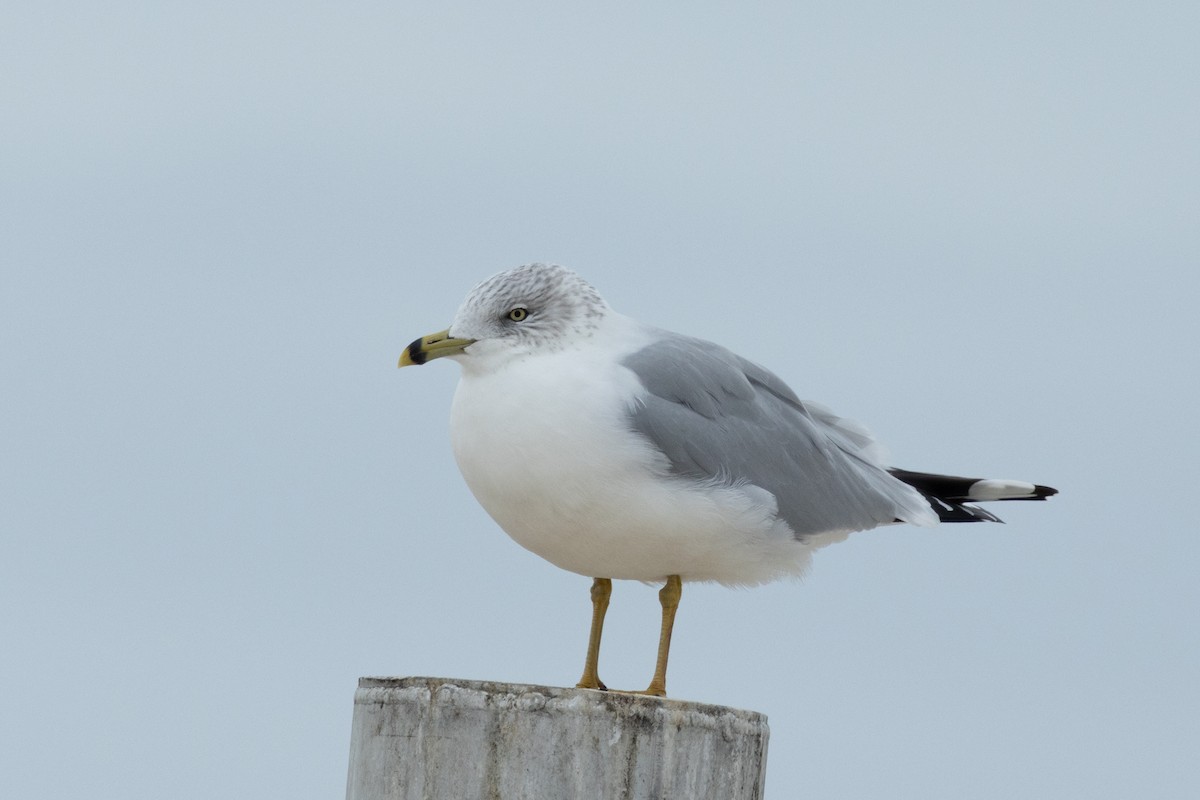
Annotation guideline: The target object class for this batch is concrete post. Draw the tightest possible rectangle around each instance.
[346,676,769,800]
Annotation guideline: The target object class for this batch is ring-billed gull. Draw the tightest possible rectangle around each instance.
[399,263,1056,696]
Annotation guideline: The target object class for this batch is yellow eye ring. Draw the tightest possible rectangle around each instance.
[507,308,528,322]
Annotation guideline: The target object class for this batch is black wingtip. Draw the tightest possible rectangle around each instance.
[890,468,1058,522]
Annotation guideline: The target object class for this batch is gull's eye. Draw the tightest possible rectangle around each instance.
[507,307,528,322]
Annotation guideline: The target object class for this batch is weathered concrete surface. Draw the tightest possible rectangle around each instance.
[346,676,769,800]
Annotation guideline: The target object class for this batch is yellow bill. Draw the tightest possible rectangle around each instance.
[399,329,476,367]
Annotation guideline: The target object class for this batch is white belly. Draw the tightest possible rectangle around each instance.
[448,346,826,586]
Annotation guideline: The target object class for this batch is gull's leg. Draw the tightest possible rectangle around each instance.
[575,577,612,690]
[642,575,682,697]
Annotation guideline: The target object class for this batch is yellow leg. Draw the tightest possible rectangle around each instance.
[642,575,682,697]
[575,577,612,690]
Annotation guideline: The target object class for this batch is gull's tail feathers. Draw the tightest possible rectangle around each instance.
[888,468,1058,524]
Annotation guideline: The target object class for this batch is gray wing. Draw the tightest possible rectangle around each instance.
[622,331,934,538]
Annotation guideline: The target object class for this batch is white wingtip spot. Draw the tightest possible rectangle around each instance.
[968,479,1038,501]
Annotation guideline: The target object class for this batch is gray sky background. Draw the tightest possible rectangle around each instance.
[3,2,1197,798]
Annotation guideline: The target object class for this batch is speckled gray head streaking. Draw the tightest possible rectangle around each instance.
[449,263,610,350]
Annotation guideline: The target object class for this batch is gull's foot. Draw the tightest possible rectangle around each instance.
[575,677,608,691]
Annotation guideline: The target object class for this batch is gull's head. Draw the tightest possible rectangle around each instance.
[399,263,610,370]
